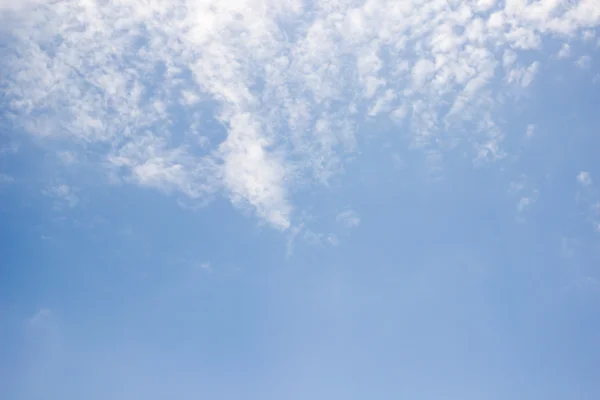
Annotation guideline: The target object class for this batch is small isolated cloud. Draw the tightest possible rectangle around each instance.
[43,184,79,209]
[336,209,361,229]
[525,124,536,138]
[198,262,212,271]
[517,196,536,213]
[556,43,571,59]
[575,56,592,70]
[510,176,538,218]
[577,171,592,186]
[0,173,14,185]
[196,262,212,272]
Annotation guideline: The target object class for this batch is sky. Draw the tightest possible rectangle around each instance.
[1,0,600,399]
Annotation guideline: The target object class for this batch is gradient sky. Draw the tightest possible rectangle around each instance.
[1,1,600,399]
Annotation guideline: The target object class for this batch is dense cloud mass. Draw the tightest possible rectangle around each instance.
[2,0,600,228]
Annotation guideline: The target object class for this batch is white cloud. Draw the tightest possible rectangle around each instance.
[577,171,592,186]
[336,209,361,228]
[412,59,436,90]
[368,89,396,117]
[108,134,219,200]
[556,43,571,59]
[3,0,600,229]
[575,55,592,69]
[476,0,496,13]
[503,50,517,68]
[507,61,540,88]
[525,124,536,138]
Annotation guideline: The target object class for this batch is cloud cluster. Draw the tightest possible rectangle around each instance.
[3,0,600,228]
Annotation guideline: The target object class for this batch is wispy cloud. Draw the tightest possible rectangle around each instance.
[285,223,339,257]
[336,209,361,229]
[3,0,600,229]
[575,55,592,70]
[525,124,536,139]
[0,173,15,184]
[43,184,79,209]
[510,176,538,219]
[574,171,600,232]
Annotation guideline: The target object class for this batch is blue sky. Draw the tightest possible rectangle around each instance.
[1,0,600,399]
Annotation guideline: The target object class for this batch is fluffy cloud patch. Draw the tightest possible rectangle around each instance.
[0,173,15,185]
